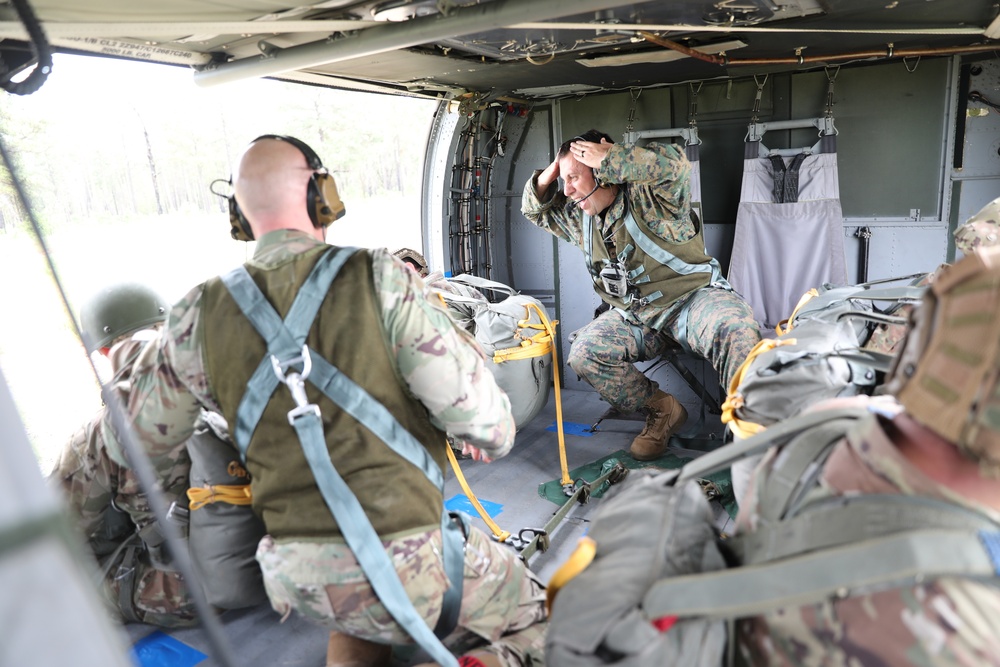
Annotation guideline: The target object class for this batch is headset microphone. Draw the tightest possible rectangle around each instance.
[565,181,602,212]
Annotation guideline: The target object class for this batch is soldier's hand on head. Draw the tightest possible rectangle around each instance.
[537,157,561,192]
[570,138,612,169]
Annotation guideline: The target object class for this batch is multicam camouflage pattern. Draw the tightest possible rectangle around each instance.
[568,289,760,412]
[49,337,195,627]
[124,230,514,463]
[885,247,1000,478]
[955,196,1000,254]
[257,526,546,666]
[119,229,534,656]
[735,400,1000,666]
[523,142,760,408]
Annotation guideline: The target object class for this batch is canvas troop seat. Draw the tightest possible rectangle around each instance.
[729,111,848,330]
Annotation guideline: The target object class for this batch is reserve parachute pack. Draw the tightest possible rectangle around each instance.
[185,411,268,610]
[429,273,553,428]
[545,405,1000,666]
[722,279,926,438]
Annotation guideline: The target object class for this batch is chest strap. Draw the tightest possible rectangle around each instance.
[220,247,463,667]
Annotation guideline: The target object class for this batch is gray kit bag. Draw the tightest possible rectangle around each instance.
[186,413,268,610]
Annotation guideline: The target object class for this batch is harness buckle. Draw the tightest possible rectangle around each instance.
[271,346,322,424]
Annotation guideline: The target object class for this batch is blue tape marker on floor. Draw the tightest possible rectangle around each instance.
[445,493,503,518]
[131,631,207,667]
[546,421,595,437]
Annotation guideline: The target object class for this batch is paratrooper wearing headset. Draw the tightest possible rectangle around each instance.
[118,135,547,667]
[522,130,761,460]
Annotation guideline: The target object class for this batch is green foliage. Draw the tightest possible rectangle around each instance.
[0,54,436,232]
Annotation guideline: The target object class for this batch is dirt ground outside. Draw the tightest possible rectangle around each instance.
[0,194,423,473]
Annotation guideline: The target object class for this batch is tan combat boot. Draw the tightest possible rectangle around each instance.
[326,630,392,667]
[628,390,688,461]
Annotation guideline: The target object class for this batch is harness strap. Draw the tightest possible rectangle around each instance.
[643,528,1000,620]
[225,248,356,459]
[677,405,871,485]
[621,208,725,288]
[756,414,858,523]
[221,247,463,665]
[290,409,461,664]
[112,537,143,624]
[735,494,1000,565]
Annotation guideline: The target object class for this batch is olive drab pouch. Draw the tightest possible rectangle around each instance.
[546,470,729,667]
[186,412,268,610]
[431,273,553,428]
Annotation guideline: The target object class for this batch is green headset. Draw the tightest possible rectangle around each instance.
[222,134,346,242]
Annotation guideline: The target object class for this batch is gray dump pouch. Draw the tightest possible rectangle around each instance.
[437,275,552,429]
[187,420,268,610]
[546,471,728,666]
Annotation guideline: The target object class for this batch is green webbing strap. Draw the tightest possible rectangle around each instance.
[621,208,722,283]
[643,528,1000,620]
[291,411,458,667]
[223,247,356,459]
[116,541,142,624]
[677,406,872,485]
[756,414,860,524]
[735,494,1000,566]
[306,358,442,484]
[221,248,463,659]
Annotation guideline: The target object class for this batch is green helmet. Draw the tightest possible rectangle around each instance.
[79,282,170,351]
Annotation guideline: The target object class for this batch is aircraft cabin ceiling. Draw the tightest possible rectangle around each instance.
[0,0,998,100]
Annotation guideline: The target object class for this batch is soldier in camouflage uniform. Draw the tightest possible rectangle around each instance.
[118,136,546,667]
[864,196,1000,355]
[48,282,197,628]
[735,246,1000,666]
[522,129,761,460]
[955,195,1000,255]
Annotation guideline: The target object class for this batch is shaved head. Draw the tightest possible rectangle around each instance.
[233,138,322,240]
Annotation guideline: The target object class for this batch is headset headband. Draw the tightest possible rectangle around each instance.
[251,134,326,172]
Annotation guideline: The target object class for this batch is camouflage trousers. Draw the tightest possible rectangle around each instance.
[567,286,761,412]
[257,525,547,666]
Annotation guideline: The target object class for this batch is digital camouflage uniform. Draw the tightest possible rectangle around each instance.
[735,397,1000,666]
[119,230,546,666]
[521,142,760,412]
[49,337,196,628]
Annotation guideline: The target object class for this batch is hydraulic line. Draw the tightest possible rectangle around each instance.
[638,31,1000,67]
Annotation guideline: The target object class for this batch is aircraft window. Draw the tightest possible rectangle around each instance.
[0,53,435,472]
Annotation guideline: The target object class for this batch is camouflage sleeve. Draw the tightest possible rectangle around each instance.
[598,142,695,243]
[123,285,215,466]
[371,249,516,460]
[520,169,586,247]
[48,415,115,541]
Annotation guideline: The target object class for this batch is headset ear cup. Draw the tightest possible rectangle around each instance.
[312,173,346,227]
[229,196,254,241]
